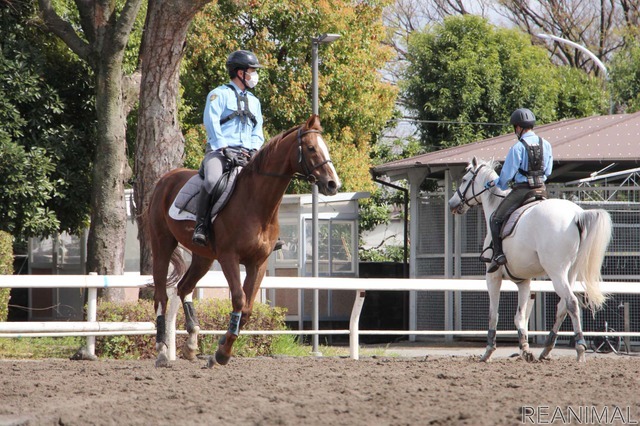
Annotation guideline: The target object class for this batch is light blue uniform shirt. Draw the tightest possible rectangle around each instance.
[203,81,264,151]
[493,130,553,190]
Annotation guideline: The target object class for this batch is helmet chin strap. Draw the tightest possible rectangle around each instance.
[515,126,524,139]
[237,69,249,91]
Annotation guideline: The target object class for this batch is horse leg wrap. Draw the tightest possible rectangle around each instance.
[517,328,528,350]
[544,330,558,349]
[156,315,166,346]
[487,329,497,348]
[183,301,199,334]
[228,311,242,336]
[574,332,587,349]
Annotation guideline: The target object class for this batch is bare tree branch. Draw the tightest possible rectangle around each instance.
[37,0,91,64]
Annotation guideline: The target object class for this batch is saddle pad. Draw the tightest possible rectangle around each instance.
[169,168,240,223]
[501,200,543,239]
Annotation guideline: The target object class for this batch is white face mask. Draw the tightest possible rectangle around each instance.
[245,71,259,88]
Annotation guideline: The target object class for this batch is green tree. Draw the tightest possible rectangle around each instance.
[402,15,608,150]
[0,1,94,237]
[610,32,640,113]
[180,0,397,194]
[37,0,144,282]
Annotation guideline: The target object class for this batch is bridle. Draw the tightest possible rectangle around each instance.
[258,127,332,183]
[455,164,504,208]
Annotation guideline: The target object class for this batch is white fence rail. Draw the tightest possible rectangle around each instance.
[1,272,639,359]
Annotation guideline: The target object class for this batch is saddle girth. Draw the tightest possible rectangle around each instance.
[219,84,257,127]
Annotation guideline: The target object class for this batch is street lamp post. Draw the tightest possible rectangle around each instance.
[310,33,340,355]
[536,33,612,114]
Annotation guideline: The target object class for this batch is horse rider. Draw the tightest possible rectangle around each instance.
[484,108,554,273]
[192,50,265,247]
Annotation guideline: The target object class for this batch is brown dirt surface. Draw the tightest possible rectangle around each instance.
[1,355,639,425]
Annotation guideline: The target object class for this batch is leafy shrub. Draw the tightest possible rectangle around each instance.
[0,231,13,321]
[95,298,288,359]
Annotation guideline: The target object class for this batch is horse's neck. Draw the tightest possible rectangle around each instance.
[480,177,508,228]
[238,170,291,221]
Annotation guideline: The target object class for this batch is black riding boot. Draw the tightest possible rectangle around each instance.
[487,218,507,273]
[193,187,214,247]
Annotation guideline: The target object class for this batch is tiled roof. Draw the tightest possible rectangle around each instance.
[372,112,640,181]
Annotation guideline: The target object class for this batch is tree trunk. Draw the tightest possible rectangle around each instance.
[135,0,211,275]
[86,61,129,301]
[38,0,143,301]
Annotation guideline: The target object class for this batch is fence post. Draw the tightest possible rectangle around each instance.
[86,272,98,356]
[166,286,180,361]
[349,290,366,360]
[624,302,631,353]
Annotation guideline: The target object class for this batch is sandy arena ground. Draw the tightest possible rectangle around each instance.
[1,350,639,426]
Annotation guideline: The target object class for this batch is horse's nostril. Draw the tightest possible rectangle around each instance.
[328,181,337,190]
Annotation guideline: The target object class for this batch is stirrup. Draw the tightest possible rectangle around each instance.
[479,246,493,263]
[487,254,506,273]
[192,225,208,247]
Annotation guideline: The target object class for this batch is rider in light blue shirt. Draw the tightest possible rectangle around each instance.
[492,129,553,190]
[193,50,265,247]
[485,108,553,272]
[203,81,264,151]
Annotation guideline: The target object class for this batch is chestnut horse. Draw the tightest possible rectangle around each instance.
[145,115,340,367]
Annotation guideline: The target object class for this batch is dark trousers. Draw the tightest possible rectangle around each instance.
[490,184,546,256]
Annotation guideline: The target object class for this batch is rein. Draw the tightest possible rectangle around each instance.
[257,127,331,183]
[456,164,505,208]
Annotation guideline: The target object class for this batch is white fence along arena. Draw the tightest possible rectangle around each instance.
[1,272,640,359]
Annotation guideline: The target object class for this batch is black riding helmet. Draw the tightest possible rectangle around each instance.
[510,108,536,129]
[226,50,263,77]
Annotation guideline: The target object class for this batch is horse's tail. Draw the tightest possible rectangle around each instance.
[141,193,187,288]
[572,209,612,312]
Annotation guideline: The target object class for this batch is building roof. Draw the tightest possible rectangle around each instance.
[372,112,640,182]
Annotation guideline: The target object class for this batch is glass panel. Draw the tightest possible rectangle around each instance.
[58,233,83,267]
[303,219,329,276]
[275,222,300,264]
[331,221,354,274]
[30,236,55,266]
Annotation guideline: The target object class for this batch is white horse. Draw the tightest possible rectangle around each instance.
[448,158,612,362]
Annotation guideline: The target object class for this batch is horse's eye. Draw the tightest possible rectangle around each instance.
[307,145,316,152]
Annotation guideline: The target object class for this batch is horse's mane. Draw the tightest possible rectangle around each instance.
[469,158,501,176]
[243,124,302,174]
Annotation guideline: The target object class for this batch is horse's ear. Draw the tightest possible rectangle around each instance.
[471,157,478,167]
[306,114,322,131]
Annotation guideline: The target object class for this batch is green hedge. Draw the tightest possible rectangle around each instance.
[96,298,288,359]
[0,232,13,321]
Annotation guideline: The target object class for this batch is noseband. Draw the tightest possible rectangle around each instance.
[455,165,503,208]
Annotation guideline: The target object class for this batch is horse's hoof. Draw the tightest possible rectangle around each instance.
[215,349,231,366]
[155,353,170,368]
[479,346,496,362]
[538,347,552,361]
[479,352,494,362]
[576,344,587,362]
[206,355,217,369]
[521,351,537,363]
[182,344,198,361]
